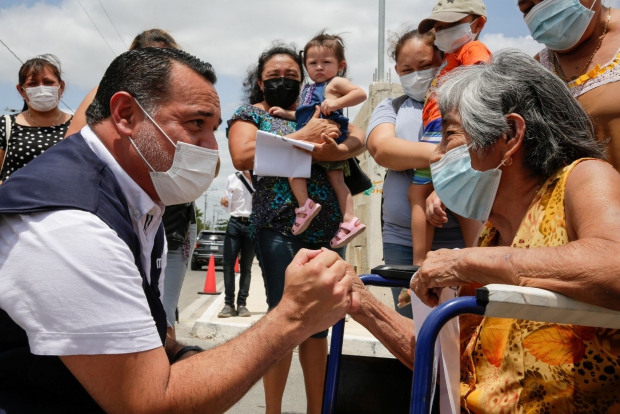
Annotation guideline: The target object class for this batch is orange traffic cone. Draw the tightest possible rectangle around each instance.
[198,255,220,295]
[234,257,240,273]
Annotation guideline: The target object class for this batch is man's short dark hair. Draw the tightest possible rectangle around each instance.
[86,47,217,125]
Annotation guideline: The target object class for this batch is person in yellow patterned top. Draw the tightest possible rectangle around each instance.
[349,49,620,413]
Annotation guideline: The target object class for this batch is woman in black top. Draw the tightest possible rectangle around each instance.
[0,54,72,183]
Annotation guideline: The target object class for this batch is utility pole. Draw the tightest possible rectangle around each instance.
[212,205,217,230]
[200,188,217,230]
[202,193,208,230]
[378,0,385,82]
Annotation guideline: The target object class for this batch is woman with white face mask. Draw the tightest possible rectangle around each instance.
[366,29,468,319]
[0,54,71,183]
[521,0,620,170]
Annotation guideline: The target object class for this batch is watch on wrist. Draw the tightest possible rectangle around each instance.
[172,345,203,363]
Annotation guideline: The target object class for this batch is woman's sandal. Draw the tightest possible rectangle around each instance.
[330,217,366,249]
[292,199,322,235]
[397,288,412,309]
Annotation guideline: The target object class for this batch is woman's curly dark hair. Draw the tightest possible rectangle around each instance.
[243,42,304,104]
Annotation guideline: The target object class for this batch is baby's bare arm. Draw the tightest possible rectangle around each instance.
[269,106,296,120]
[322,78,367,115]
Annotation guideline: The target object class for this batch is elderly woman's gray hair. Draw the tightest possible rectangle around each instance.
[436,49,605,178]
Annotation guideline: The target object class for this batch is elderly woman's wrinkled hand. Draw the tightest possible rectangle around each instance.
[346,262,365,296]
[411,249,471,307]
[425,191,448,227]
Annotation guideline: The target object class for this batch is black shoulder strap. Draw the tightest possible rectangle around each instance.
[391,95,408,115]
[236,172,254,195]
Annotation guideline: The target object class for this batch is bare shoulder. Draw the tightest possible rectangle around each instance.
[567,159,619,186]
[565,159,620,237]
[327,76,356,92]
[566,159,620,198]
[228,118,258,136]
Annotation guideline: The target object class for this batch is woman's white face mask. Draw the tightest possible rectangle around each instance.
[24,85,61,112]
[399,67,439,102]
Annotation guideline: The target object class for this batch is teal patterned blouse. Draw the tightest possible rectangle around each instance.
[226,104,342,243]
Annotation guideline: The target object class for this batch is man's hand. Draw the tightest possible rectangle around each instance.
[425,191,448,227]
[220,195,228,208]
[410,249,472,307]
[279,248,359,333]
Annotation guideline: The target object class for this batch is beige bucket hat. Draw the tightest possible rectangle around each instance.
[418,0,487,34]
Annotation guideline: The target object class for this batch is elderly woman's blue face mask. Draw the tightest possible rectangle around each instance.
[430,145,509,222]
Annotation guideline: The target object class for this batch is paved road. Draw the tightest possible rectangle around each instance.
[175,265,308,414]
[178,265,224,311]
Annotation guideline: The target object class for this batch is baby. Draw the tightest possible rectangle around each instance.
[271,31,367,248]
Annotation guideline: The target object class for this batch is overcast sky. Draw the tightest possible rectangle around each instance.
[1,0,615,221]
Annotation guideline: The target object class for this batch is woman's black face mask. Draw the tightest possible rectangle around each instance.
[262,77,301,109]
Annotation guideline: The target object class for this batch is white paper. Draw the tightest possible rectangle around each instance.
[254,130,314,178]
[411,276,461,414]
[411,292,440,413]
[438,287,460,414]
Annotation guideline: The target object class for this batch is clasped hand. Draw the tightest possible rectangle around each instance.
[281,248,359,332]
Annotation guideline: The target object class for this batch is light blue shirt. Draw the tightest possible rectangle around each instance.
[366,97,463,249]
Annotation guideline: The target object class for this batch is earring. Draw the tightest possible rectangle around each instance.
[503,157,513,166]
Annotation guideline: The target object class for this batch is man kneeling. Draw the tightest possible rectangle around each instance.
[0,47,357,413]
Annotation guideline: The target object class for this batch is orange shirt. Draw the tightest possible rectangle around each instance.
[423,41,492,128]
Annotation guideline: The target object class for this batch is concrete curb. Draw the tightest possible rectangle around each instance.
[187,277,394,358]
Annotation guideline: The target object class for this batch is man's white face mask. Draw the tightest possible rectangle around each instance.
[129,99,219,205]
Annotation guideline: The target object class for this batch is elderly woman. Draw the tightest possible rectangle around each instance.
[350,49,620,413]
[519,0,620,170]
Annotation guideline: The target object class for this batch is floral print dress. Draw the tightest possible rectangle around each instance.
[226,104,342,244]
[459,159,620,414]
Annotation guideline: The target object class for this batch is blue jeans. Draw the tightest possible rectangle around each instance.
[383,242,414,319]
[253,228,344,339]
[223,218,255,307]
[162,223,197,325]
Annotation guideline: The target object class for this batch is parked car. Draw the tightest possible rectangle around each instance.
[191,230,225,270]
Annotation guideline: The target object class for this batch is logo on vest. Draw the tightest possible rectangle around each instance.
[156,258,162,269]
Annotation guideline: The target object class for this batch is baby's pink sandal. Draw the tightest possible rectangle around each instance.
[330,217,366,249]
[292,199,322,235]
